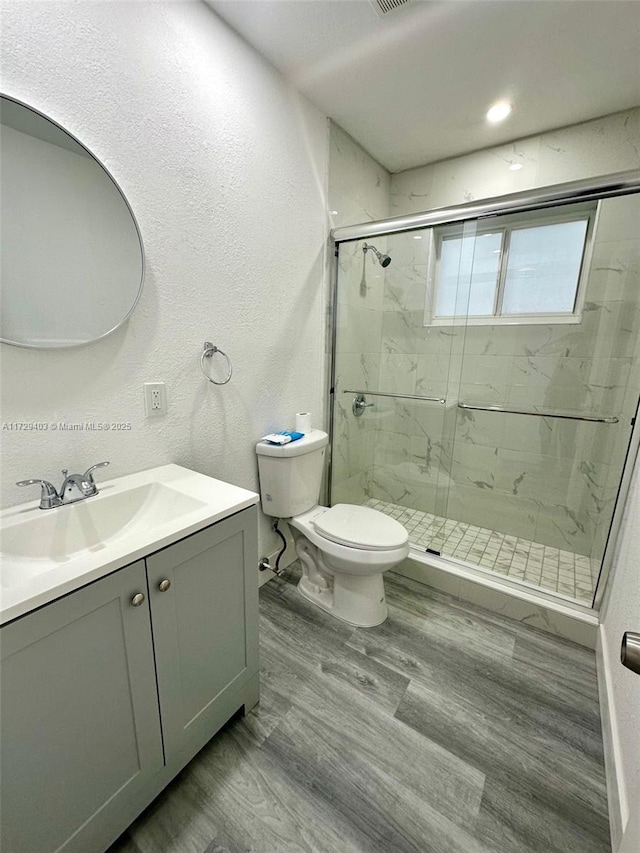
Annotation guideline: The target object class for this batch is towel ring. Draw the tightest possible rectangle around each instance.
[200,341,232,385]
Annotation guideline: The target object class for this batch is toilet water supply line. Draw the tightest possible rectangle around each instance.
[258,520,288,576]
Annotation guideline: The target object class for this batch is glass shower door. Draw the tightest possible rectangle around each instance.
[444,193,640,605]
[331,192,640,609]
[330,227,460,528]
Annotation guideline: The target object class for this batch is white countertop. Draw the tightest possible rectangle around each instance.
[0,464,259,626]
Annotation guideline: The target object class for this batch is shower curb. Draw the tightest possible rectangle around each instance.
[393,550,598,649]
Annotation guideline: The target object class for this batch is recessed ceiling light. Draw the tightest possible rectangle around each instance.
[509,163,523,171]
[413,235,423,240]
[330,210,338,215]
[486,102,512,123]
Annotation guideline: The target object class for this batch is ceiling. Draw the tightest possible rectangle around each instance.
[206,0,640,173]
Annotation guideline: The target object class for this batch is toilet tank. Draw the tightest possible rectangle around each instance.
[255,430,329,518]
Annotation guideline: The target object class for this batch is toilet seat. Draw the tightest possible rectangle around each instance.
[289,506,410,576]
[313,504,408,551]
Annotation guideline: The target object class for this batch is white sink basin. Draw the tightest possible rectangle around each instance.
[1,483,207,587]
[0,464,259,624]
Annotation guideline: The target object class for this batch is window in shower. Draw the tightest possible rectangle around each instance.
[429,203,596,326]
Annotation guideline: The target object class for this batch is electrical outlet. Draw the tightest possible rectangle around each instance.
[144,382,167,417]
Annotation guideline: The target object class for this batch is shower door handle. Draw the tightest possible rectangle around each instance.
[352,394,374,417]
[621,632,640,675]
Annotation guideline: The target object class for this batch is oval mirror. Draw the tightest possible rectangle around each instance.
[0,96,144,348]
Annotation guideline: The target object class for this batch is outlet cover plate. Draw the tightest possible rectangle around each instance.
[144,382,167,417]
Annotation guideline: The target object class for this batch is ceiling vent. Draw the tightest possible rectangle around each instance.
[370,0,415,17]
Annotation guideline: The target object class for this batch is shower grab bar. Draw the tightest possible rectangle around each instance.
[457,402,618,424]
[342,389,446,404]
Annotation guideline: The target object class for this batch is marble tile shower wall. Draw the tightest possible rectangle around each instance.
[329,121,390,506]
[370,194,640,555]
[332,237,386,505]
[328,121,390,231]
[389,109,640,217]
[331,109,640,559]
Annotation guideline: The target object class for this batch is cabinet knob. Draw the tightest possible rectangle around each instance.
[131,592,145,607]
[159,579,171,592]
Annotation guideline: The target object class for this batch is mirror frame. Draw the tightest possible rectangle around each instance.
[0,94,146,349]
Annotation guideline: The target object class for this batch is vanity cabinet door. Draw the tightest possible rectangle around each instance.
[146,506,259,763]
[0,560,164,853]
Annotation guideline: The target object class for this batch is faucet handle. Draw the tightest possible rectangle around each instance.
[16,479,62,509]
[16,478,57,491]
[83,461,110,485]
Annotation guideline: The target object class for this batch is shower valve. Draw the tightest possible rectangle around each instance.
[352,394,374,417]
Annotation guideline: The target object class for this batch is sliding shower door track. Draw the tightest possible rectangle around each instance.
[331,169,640,243]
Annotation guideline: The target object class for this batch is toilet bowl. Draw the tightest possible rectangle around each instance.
[289,504,409,627]
[255,429,409,627]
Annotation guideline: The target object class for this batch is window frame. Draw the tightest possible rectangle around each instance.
[426,202,598,327]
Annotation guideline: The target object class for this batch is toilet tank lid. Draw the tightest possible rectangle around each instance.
[256,429,329,458]
[314,504,409,551]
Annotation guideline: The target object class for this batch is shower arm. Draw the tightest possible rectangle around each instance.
[362,242,391,267]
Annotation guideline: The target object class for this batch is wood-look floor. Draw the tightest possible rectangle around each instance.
[109,565,610,853]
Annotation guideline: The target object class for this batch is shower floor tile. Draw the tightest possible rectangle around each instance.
[365,499,598,605]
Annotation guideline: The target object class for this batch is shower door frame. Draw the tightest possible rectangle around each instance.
[328,169,640,612]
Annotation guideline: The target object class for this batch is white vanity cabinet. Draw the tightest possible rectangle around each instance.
[0,505,259,853]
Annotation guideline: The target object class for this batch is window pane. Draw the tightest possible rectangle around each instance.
[502,219,588,315]
[435,236,462,316]
[436,231,501,316]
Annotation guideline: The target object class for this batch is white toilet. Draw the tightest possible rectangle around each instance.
[256,429,409,627]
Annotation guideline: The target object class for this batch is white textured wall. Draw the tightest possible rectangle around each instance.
[599,454,640,847]
[0,0,329,558]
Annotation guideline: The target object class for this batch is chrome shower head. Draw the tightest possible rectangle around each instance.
[363,242,391,267]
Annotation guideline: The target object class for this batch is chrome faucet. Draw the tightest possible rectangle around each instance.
[17,461,110,509]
